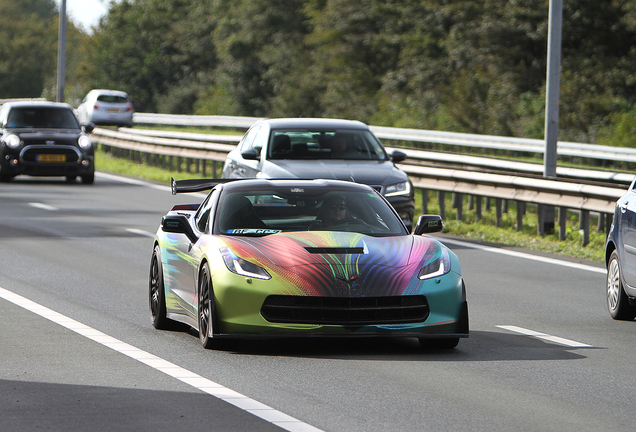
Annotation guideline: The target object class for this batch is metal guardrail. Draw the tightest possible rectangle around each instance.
[118,126,635,185]
[91,125,626,246]
[133,112,636,166]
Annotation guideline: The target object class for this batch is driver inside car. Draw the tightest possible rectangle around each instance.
[317,195,349,228]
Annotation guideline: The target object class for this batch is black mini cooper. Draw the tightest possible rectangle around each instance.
[0,101,95,184]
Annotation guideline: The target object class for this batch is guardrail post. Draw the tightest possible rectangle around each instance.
[558,207,567,240]
[581,210,590,246]
[437,191,446,219]
[421,189,428,214]
[485,197,491,211]
[475,196,482,221]
[597,213,604,233]
[605,213,613,236]
[503,200,508,214]
[468,195,474,211]
[496,199,502,227]
[456,193,463,221]
[538,205,545,235]
[202,160,207,177]
[516,201,525,231]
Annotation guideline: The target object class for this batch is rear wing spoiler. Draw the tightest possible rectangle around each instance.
[171,177,236,195]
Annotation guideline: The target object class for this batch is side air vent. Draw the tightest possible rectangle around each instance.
[305,247,365,254]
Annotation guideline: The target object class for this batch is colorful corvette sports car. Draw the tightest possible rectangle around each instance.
[149,178,468,349]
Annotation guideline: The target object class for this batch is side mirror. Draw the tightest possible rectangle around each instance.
[83,123,95,133]
[161,214,199,243]
[241,148,260,161]
[391,149,407,163]
[413,215,443,235]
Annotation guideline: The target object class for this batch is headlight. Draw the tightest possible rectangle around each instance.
[5,134,21,149]
[221,247,271,280]
[418,247,451,280]
[78,135,92,149]
[384,181,411,197]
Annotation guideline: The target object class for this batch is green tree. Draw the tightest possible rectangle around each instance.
[84,0,217,113]
[199,0,309,116]
[0,0,58,98]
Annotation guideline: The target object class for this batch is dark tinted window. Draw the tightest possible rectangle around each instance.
[216,186,406,236]
[96,95,128,103]
[268,129,388,161]
[6,107,79,129]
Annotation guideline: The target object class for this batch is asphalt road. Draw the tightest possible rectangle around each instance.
[1,172,634,432]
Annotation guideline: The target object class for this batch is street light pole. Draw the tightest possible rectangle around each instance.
[541,0,563,235]
[56,0,67,103]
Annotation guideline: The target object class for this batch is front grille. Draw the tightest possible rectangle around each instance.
[261,295,429,325]
[21,145,80,164]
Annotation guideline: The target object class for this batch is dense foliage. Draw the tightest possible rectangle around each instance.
[6,0,636,145]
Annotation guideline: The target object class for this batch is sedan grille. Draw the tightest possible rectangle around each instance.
[261,295,429,325]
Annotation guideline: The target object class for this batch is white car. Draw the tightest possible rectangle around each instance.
[77,89,134,127]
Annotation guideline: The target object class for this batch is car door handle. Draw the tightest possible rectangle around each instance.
[620,202,629,213]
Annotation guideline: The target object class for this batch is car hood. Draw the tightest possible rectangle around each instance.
[218,232,447,297]
[262,159,407,186]
[8,129,83,138]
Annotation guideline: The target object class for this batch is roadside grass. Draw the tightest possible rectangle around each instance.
[96,146,223,184]
[420,195,606,263]
[95,146,607,263]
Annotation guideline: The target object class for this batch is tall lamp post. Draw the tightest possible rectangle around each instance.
[541,0,563,235]
[56,0,67,103]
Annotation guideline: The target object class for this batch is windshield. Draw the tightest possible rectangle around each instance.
[216,187,406,237]
[268,129,388,161]
[6,107,80,129]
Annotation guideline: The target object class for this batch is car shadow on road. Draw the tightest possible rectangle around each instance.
[201,330,600,362]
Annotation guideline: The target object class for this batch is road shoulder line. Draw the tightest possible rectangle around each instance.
[0,286,323,432]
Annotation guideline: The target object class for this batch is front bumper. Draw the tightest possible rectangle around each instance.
[209,263,467,339]
[1,144,94,177]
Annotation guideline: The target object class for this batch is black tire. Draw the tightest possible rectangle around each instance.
[198,263,216,349]
[419,337,460,350]
[149,245,171,329]
[606,250,636,320]
[81,172,95,184]
[0,169,12,182]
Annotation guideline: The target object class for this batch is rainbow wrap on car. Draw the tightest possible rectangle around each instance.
[160,229,464,336]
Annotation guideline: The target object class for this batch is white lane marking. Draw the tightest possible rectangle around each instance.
[29,202,59,211]
[96,171,207,198]
[0,286,323,432]
[126,228,155,238]
[438,237,606,274]
[497,325,592,348]
[96,171,171,192]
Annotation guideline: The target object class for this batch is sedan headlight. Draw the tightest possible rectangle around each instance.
[221,247,271,280]
[418,247,451,280]
[5,134,21,149]
[78,135,92,149]
[384,181,411,197]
